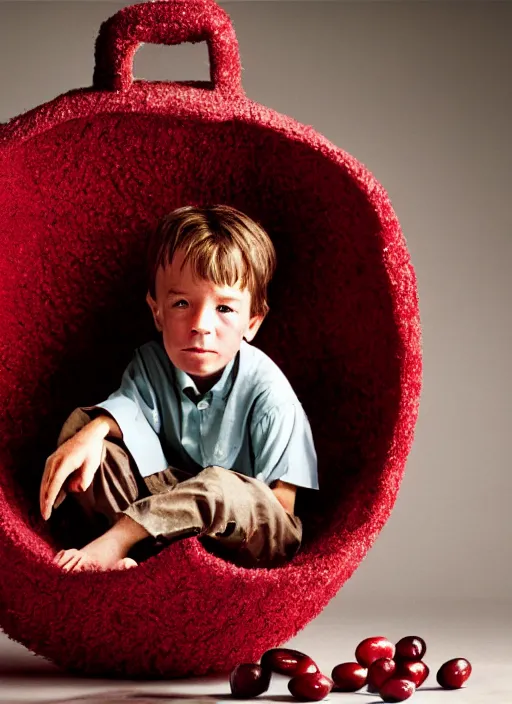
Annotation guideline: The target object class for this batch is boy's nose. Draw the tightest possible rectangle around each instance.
[190,307,214,333]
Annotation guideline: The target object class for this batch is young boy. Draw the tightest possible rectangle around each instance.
[40,204,319,572]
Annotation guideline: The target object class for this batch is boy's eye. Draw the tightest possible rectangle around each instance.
[173,300,234,313]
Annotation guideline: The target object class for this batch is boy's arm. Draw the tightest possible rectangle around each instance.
[270,479,297,514]
[80,347,169,478]
[251,402,319,514]
[44,414,122,517]
[87,412,123,440]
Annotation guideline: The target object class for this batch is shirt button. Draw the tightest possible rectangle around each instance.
[197,400,209,410]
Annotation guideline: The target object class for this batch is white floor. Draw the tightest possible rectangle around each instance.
[0,598,509,703]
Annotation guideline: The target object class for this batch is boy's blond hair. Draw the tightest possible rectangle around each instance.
[147,204,276,318]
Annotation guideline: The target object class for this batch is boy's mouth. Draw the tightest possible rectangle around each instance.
[184,348,215,353]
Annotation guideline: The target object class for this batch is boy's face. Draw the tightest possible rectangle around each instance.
[146,248,265,393]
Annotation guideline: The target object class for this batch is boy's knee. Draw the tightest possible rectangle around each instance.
[200,465,228,480]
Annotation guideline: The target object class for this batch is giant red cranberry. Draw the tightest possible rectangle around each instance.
[395,636,427,661]
[355,637,395,668]
[260,648,318,676]
[288,672,333,701]
[230,663,271,698]
[436,658,472,689]
[395,659,429,687]
[379,678,416,702]
[331,662,367,691]
[367,657,396,692]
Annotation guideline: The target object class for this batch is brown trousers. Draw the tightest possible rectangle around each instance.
[55,408,303,568]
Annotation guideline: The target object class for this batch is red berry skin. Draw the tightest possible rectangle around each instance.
[260,648,318,676]
[379,678,416,702]
[331,662,367,692]
[230,663,271,698]
[395,660,429,687]
[395,636,427,662]
[367,657,396,692]
[436,658,472,689]
[355,637,395,668]
[288,672,334,701]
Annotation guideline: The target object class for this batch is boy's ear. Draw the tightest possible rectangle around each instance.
[146,291,163,332]
[244,313,265,343]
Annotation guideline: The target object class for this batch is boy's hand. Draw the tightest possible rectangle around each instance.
[40,422,107,521]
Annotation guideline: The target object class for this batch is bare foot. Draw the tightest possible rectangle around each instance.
[54,531,127,571]
[54,548,138,572]
[53,515,150,572]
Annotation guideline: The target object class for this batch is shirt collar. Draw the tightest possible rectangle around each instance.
[173,345,242,402]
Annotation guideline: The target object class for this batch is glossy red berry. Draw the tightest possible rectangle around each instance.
[367,657,396,692]
[331,662,367,691]
[395,659,429,687]
[260,648,318,676]
[436,658,472,689]
[288,672,334,701]
[230,663,271,698]
[379,678,416,702]
[355,636,395,668]
[395,636,427,661]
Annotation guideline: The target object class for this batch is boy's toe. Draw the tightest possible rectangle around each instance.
[53,550,65,563]
[57,549,79,568]
[62,554,82,572]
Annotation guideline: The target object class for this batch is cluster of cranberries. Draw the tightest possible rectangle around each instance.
[229,638,472,702]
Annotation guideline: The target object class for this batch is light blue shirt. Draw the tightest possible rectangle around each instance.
[87,338,319,491]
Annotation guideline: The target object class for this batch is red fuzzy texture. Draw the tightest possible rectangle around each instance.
[0,0,422,678]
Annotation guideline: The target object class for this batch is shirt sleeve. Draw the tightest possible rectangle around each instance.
[85,348,169,478]
[251,403,319,490]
